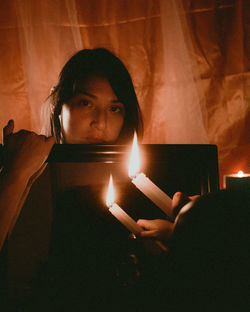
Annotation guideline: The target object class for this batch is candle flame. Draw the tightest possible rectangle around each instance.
[128,132,140,178]
[237,170,244,177]
[106,174,115,207]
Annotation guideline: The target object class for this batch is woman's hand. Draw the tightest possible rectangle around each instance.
[0,120,55,250]
[137,219,175,243]
[2,120,55,182]
[136,192,199,243]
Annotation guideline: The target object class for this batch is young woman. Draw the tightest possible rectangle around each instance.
[0,48,144,252]
[0,48,185,311]
[38,48,153,311]
[0,48,153,311]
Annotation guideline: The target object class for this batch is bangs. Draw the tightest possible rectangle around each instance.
[71,70,107,97]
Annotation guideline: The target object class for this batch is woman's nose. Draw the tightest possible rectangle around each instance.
[90,108,106,130]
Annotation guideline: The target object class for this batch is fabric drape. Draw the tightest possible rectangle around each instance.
[0,0,249,182]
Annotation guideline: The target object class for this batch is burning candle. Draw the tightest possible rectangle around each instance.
[224,170,250,190]
[106,175,143,235]
[128,133,173,219]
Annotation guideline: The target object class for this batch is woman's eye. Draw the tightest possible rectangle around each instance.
[110,106,123,113]
[79,100,92,107]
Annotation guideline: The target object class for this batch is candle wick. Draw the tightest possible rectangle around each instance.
[131,172,142,180]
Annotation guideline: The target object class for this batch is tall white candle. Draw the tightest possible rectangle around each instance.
[131,172,173,217]
[109,203,143,236]
[106,175,143,235]
[128,133,173,219]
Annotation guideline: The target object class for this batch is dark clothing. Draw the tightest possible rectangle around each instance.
[30,188,250,312]
[0,240,8,311]
[31,185,168,311]
[167,188,250,311]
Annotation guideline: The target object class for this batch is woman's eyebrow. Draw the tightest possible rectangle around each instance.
[112,100,123,104]
[79,91,96,98]
[79,91,122,103]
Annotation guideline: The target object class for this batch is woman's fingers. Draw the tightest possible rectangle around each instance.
[189,194,200,201]
[137,219,156,230]
[2,126,55,182]
[172,191,190,208]
[172,191,191,218]
[136,192,200,243]
[138,230,158,238]
[137,218,175,242]
[45,136,56,152]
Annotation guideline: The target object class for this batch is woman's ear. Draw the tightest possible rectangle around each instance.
[50,86,56,95]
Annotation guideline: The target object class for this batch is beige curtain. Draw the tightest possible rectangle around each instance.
[0,0,249,185]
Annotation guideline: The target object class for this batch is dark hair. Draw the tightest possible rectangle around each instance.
[48,48,143,143]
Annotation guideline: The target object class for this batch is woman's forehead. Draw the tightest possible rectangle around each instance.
[76,75,117,97]
[73,75,122,102]
[74,73,109,91]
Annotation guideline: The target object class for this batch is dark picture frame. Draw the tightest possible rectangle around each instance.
[6,144,219,308]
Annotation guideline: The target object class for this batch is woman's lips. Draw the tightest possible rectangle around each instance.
[85,137,105,143]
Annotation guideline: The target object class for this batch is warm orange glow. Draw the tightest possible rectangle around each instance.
[237,170,244,177]
[106,174,115,207]
[128,132,140,178]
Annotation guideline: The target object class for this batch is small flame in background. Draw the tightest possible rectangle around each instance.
[237,170,244,177]
[128,132,140,178]
[106,174,115,207]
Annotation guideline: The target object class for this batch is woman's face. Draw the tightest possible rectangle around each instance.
[60,75,125,144]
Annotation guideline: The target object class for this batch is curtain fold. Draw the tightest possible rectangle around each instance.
[0,0,249,182]
[158,0,208,144]
[16,0,85,131]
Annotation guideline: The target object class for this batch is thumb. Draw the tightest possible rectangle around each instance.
[172,191,190,207]
[3,119,14,144]
[172,191,190,218]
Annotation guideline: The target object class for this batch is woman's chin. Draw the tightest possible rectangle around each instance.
[63,138,106,144]
[85,139,106,144]
[62,137,118,144]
